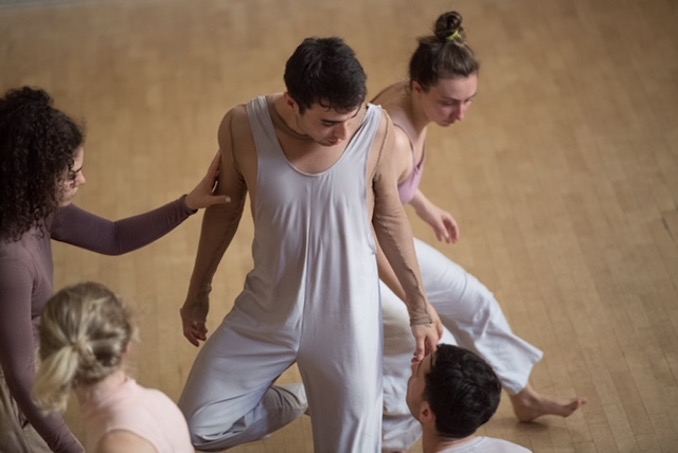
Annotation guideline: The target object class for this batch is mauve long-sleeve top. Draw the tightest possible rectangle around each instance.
[0,198,194,453]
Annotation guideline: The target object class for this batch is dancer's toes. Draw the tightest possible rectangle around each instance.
[510,387,587,422]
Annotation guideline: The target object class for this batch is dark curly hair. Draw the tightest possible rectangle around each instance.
[0,87,84,242]
[409,11,480,91]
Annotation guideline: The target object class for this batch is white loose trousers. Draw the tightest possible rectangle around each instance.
[382,239,543,451]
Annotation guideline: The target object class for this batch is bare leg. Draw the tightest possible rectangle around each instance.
[509,384,587,422]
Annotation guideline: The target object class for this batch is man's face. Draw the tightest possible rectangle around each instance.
[406,352,434,419]
[294,102,363,147]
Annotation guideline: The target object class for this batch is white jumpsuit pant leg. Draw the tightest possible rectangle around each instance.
[178,313,307,452]
[381,238,543,452]
[297,294,383,453]
[179,293,383,453]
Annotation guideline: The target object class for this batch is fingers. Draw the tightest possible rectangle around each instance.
[183,327,206,347]
[182,325,200,347]
[449,226,460,243]
[427,335,439,355]
[208,194,231,206]
[413,332,439,362]
[413,337,426,362]
[181,313,207,347]
[437,226,452,244]
[183,332,199,347]
[445,218,460,243]
[433,225,446,243]
[438,220,459,244]
[191,321,207,338]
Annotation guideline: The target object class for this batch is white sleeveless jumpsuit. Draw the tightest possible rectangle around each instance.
[179,97,383,452]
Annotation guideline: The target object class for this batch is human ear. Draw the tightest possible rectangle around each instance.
[283,92,299,112]
[420,401,435,424]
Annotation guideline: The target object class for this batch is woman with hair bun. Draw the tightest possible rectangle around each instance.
[374,11,587,451]
[0,86,227,452]
[33,282,193,453]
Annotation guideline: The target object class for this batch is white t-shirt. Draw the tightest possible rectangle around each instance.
[437,436,532,453]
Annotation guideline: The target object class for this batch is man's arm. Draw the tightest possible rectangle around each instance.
[375,239,406,302]
[180,108,249,346]
[371,114,441,360]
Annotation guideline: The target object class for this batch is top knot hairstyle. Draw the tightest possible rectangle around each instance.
[409,11,480,91]
[284,36,367,114]
[0,86,84,242]
[33,282,133,413]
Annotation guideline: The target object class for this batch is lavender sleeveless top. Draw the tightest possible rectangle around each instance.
[397,149,425,205]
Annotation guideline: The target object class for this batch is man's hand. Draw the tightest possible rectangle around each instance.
[411,322,441,362]
[410,303,444,361]
[180,301,209,347]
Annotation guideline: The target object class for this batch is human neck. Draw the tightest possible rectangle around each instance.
[272,95,314,141]
[422,429,477,453]
[407,84,433,134]
[75,369,127,405]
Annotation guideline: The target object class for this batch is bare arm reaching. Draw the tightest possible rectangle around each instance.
[180,108,250,346]
[371,115,441,360]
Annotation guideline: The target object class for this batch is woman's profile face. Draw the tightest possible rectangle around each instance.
[415,74,478,127]
[58,146,86,207]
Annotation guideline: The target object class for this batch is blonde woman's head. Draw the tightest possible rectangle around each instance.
[33,281,133,412]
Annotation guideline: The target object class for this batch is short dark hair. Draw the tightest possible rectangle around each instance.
[409,11,480,91]
[0,86,84,241]
[284,37,367,114]
[425,344,501,438]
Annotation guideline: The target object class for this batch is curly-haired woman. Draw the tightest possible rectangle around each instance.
[0,86,227,452]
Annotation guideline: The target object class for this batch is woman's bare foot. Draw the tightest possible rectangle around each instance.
[509,384,587,422]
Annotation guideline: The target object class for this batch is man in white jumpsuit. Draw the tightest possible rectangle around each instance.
[178,37,441,452]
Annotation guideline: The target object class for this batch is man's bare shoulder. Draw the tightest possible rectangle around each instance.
[217,104,257,159]
[216,103,258,181]
[218,104,251,138]
[369,105,390,134]
[366,108,395,176]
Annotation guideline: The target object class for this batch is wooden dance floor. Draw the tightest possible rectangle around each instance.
[2,0,677,451]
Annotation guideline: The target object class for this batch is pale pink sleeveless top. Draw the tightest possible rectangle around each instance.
[81,377,193,452]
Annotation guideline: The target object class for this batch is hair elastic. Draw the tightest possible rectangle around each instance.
[447,29,462,43]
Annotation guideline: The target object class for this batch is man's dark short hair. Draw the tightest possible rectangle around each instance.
[425,344,501,438]
[284,37,367,114]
